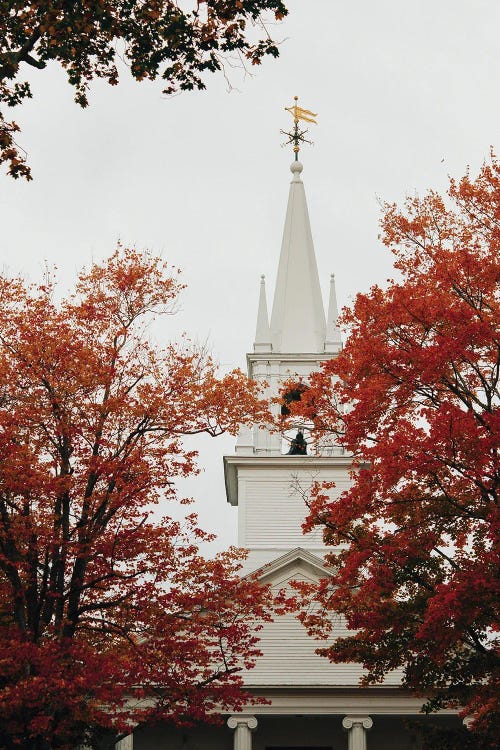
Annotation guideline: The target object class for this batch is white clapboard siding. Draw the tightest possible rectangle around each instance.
[242,474,352,549]
[245,479,323,547]
[242,556,402,688]
[243,611,366,686]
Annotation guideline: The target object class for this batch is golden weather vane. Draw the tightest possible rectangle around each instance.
[281,96,318,160]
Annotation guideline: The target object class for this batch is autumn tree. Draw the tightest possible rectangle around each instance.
[286,159,500,745]
[0,247,274,750]
[0,0,288,179]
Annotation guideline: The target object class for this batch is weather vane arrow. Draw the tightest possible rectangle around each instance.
[281,95,318,160]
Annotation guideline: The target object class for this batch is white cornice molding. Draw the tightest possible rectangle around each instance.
[246,351,335,366]
[223,454,355,506]
[231,688,460,716]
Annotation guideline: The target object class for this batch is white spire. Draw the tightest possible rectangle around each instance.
[325,272,342,353]
[269,161,326,353]
[254,275,272,353]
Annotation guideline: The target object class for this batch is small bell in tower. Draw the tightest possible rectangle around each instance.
[287,431,307,455]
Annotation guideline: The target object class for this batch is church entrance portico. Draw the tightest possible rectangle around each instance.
[224,712,464,750]
[131,711,464,750]
[227,714,353,750]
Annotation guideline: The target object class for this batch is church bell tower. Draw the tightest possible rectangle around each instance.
[224,148,350,574]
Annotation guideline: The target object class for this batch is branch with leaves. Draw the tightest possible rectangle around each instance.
[0,0,288,179]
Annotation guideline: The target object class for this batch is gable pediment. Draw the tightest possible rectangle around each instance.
[249,547,332,587]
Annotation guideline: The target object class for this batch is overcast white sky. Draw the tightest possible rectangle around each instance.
[1,1,500,551]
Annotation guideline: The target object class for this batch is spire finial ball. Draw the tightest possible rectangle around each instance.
[260,274,265,281]
[290,161,303,175]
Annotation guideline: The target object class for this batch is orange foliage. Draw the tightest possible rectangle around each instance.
[0,247,273,749]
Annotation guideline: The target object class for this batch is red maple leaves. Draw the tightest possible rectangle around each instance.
[288,157,500,743]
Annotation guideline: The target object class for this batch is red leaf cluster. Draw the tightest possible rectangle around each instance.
[291,157,500,743]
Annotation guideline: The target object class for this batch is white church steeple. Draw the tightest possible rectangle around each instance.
[269,161,326,353]
[225,149,348,572]
[229,152,344,467]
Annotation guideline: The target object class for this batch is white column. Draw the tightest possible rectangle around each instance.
[115,734,133,750]
[227,715,258,750]
[342,716,373,750]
